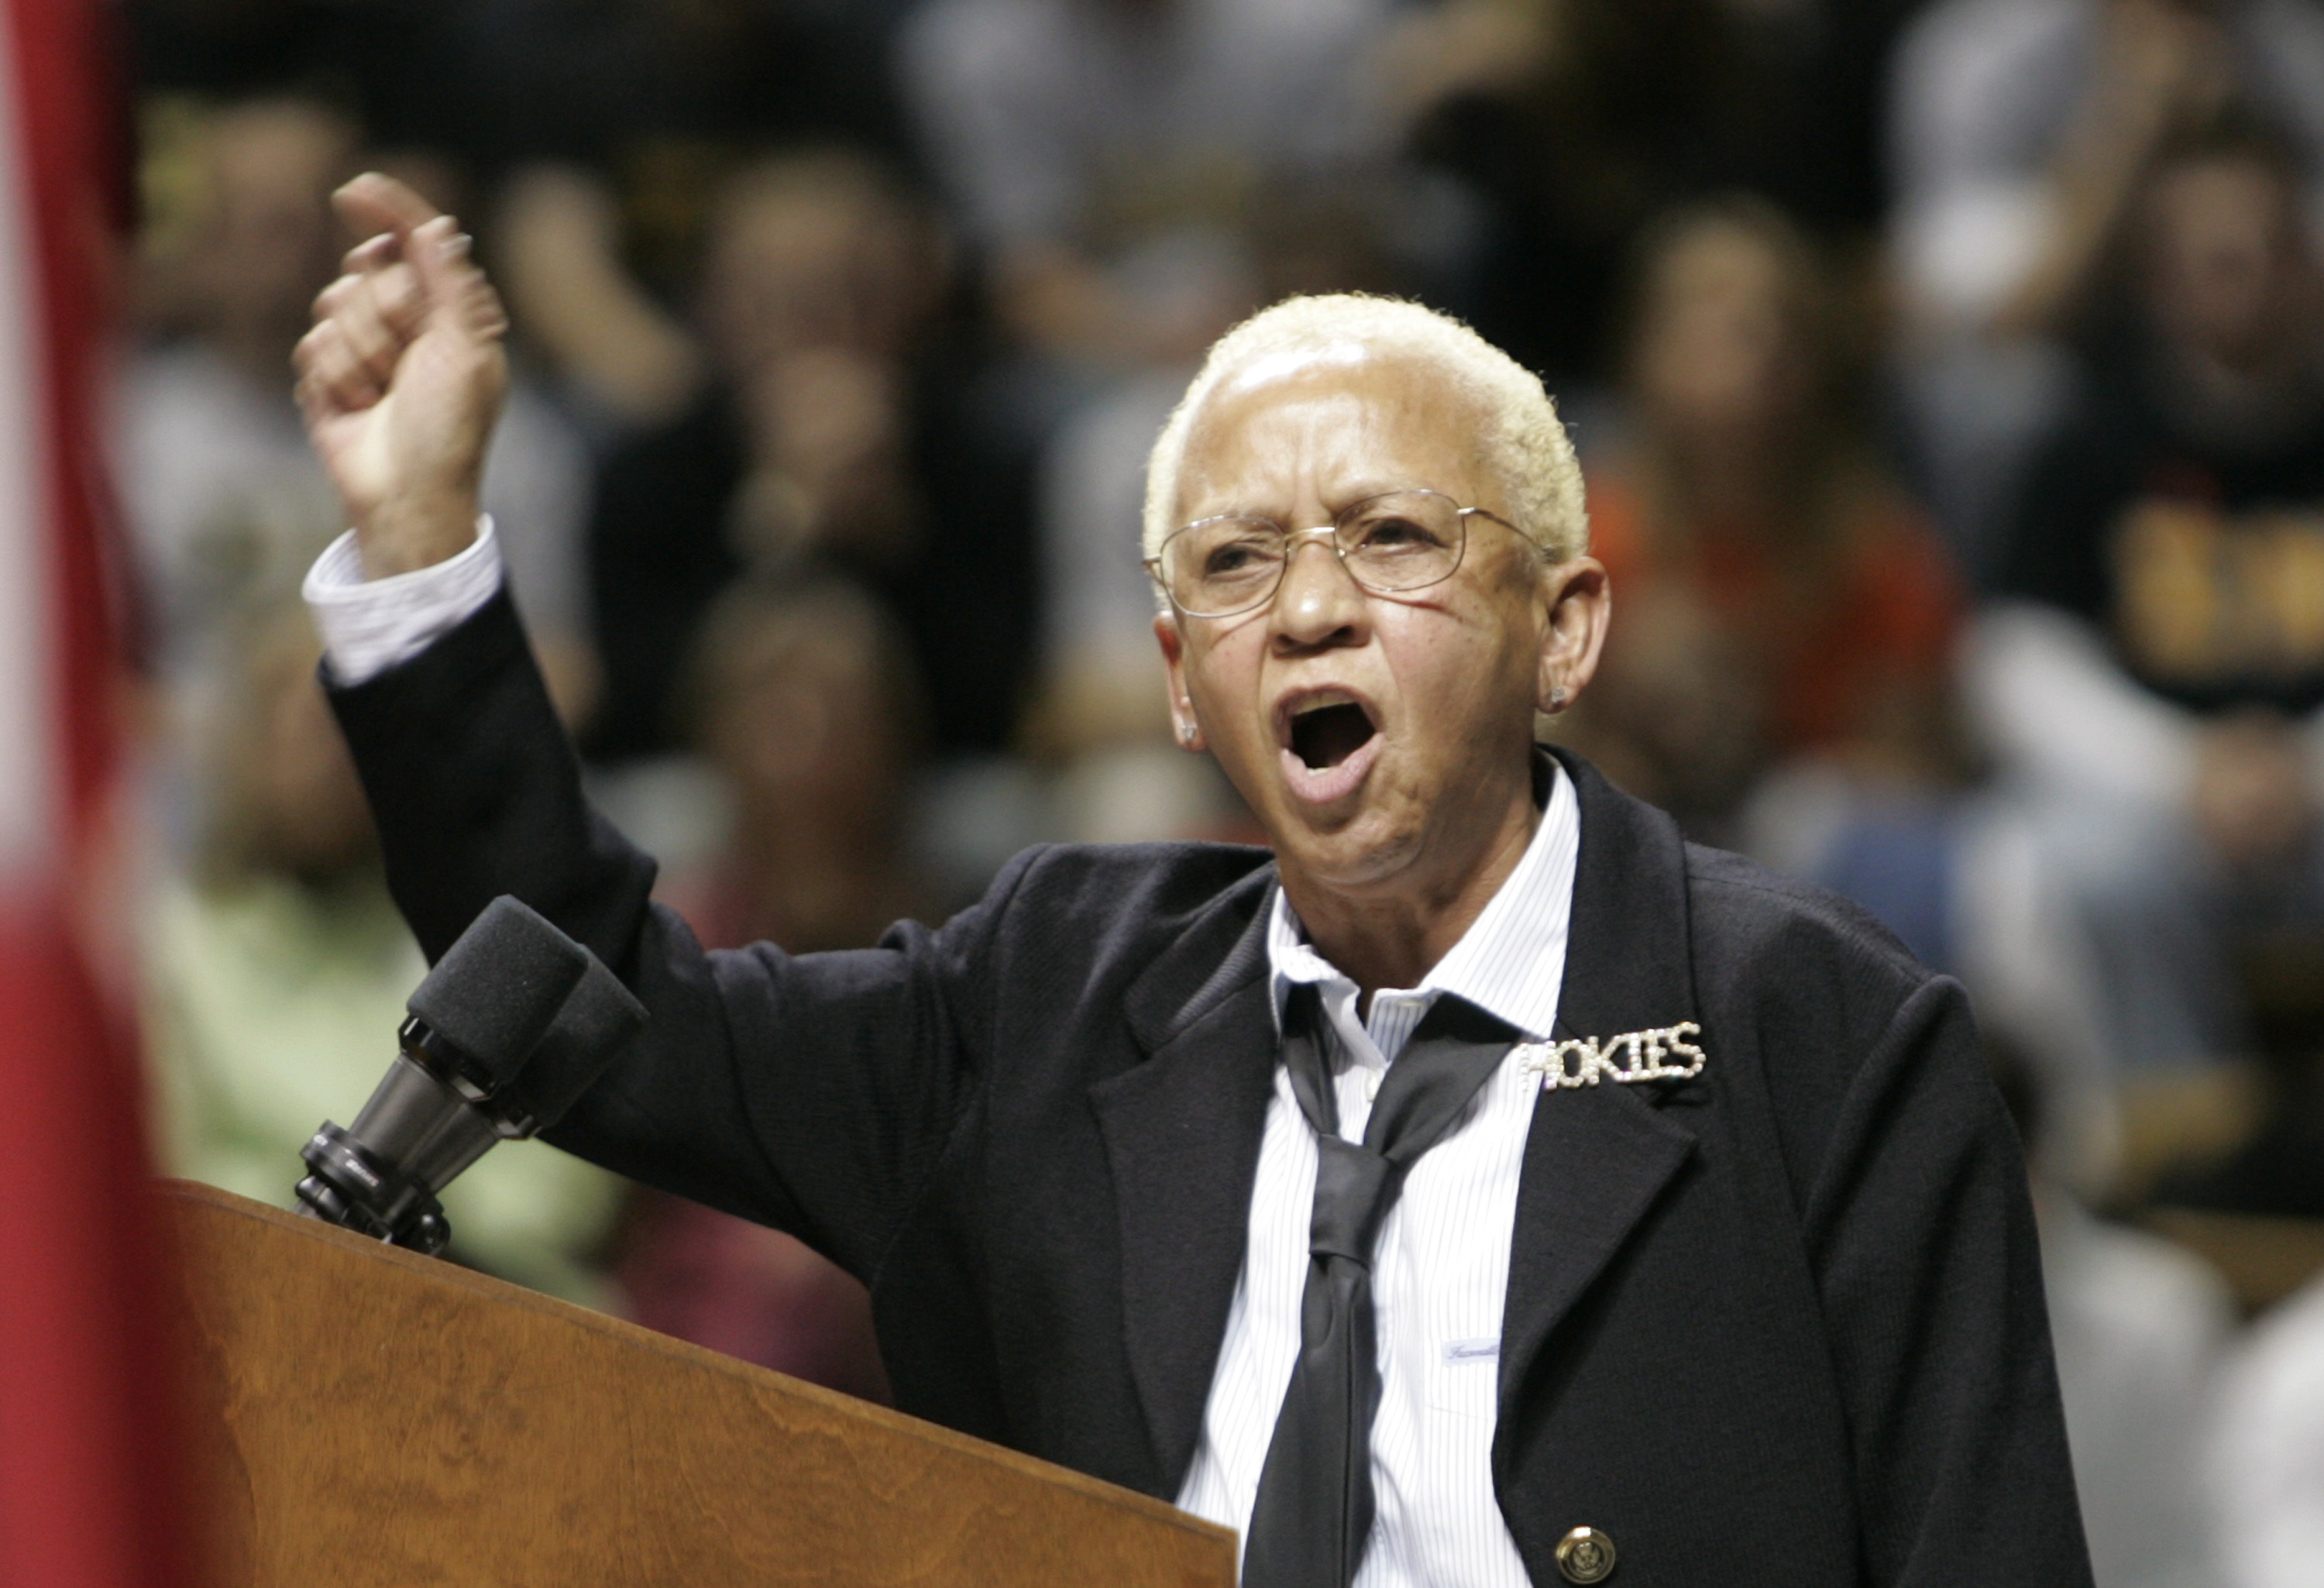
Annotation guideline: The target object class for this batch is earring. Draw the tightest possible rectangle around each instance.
[1179,723,1197,744]
[1549,686,1568,711]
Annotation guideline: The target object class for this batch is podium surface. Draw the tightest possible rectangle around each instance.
[168,1180,1236,1586]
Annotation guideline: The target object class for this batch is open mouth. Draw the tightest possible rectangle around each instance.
[1287,697,1379,770]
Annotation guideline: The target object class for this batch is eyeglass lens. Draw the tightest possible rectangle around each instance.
[1161,491,1466,616]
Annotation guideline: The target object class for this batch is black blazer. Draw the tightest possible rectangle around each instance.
[329,591,2093,1588]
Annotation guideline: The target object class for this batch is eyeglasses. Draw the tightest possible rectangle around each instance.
[1146,489,1532,619]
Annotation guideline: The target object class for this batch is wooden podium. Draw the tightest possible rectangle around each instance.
[166,1181,1236,1587]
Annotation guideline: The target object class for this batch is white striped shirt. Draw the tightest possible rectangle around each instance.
[1174,761,1580,1586]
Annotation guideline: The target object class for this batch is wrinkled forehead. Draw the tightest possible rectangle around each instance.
[1174,342,1493,519]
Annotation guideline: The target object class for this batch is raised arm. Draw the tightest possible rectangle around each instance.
[296,173,507,577]
[293,174,995,1281]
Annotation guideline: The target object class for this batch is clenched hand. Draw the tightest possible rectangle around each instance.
[295,173,509,578]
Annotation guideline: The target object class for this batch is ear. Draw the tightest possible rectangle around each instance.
[1154,611,1208,751]
[1535,555,1610,715]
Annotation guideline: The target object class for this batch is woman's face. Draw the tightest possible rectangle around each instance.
[2143,156,2306,374]
[715,637,903,828]
[1632,224,1803,442]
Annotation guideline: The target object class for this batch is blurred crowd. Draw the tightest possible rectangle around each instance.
[114,1,2324,1581]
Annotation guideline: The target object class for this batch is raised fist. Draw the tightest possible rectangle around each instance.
[294,173,510,577]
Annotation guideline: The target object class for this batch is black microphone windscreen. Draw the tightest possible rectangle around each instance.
[406,896,590,1091]
[503,953,648,1130]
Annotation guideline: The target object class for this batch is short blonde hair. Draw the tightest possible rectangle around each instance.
[1140,294,1588,565]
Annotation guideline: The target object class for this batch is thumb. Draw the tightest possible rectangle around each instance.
[332,170,440,241]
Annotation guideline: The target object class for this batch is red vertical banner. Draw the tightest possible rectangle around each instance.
[0,2,188,1586]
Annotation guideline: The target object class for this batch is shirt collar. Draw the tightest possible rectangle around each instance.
[1266,753,1580,1045]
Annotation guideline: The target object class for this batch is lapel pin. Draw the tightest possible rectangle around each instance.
[1515,1022,1706,1090]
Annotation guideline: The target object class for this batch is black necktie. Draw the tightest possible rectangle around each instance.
[1239,985,1518,1588]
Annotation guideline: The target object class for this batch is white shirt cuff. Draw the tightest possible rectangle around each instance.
[302,517,506,686]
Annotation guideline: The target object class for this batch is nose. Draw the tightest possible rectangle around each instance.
[1269,525,1369,651]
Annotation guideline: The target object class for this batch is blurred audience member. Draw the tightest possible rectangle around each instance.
[613,576,918,1401]
[122,95,356,682]
[663,576,927,950]
[1889,0,2324,562]
[2150,940,2324,1217]
[1565,198,1962,851]
[1989,1035,2236,1588]
[494,162,711,438]
[122,95,596,714]
[146,606,624,1304]
[1894,0,2324,347]
[1970,125,2324,1071]
[579,149,1037,762]
[2208,1270,2324,1586]
[1395,0,1924,385]
[899,0,1400,371]
[441,0,930,450]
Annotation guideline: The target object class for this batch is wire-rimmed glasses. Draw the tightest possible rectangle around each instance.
[1145,489,1530,619]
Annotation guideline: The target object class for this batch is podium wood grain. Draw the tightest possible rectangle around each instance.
[167,1180,1236,1587]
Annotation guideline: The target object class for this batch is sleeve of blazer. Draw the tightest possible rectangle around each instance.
[1802,972,2094,1588]
[325,589,1019,1280]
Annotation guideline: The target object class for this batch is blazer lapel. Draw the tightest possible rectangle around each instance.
[1092,866,1281,1496]
[1497,752,1701,1452]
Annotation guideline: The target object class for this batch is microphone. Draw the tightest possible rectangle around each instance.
[295,895,648,1254]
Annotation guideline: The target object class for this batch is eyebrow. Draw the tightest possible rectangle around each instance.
[1190,482,1431,523]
